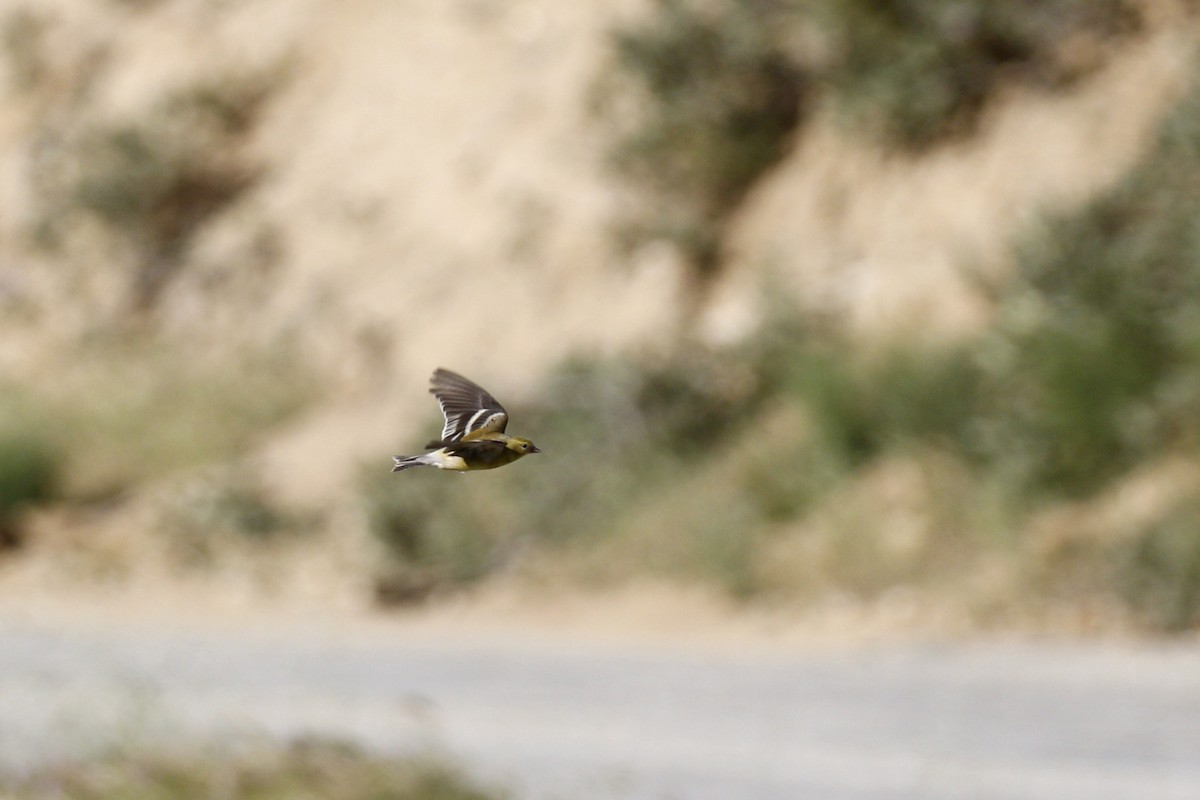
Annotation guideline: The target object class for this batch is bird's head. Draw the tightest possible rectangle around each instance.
[507,437,541,456]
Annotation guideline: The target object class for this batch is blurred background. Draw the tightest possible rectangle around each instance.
[1,0,1199,798]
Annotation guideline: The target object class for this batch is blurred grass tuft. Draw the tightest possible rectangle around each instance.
[1,738,506,800]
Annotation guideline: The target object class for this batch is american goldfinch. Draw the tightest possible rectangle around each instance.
[392,368,541,472]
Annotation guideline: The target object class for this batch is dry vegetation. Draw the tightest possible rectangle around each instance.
[0,738,505,800]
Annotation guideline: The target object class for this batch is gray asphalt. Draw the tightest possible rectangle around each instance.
[1,616,1198,799]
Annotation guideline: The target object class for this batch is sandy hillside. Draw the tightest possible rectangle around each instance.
[713,20,1196,342]
[0,0,1197,626]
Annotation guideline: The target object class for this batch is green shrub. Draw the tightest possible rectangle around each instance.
[747,312,984,471]
[0,428,61,548]
[973,69,1200,497]
[1114,494,1200,632]
[0,431,59,512]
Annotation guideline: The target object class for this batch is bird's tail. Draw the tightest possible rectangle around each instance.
[391,454,428,472]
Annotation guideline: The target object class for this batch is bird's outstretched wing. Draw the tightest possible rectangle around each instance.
[429,368,509,442]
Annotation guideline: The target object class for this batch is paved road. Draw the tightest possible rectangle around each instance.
[1,617,1198,799]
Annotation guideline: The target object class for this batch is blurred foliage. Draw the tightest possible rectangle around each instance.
[1115,493,1200,632]
[599,0,1138,278]
[32,70,281,309]
[741,65,1200,503]
[757,335,984,470]
[813,0,1139,148]
[514,353,763,541]
[0,425,62,549]
[99,349,311,496]
[971,70,1200,498]
[362,464,501,604]
[2,738,506,800]
[1,8,50,93]
[364,335,1009,603]
[15,338,319,500]
[158,467,313,568]
[598,0,807,276]
[110,0,169,11]
[0,431,59,513]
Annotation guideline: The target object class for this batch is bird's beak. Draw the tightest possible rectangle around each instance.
[530,445,542,454]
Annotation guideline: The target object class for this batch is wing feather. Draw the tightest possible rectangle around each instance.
[429,368,509,441]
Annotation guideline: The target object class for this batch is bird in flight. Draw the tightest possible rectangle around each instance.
[392,368,541,472]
